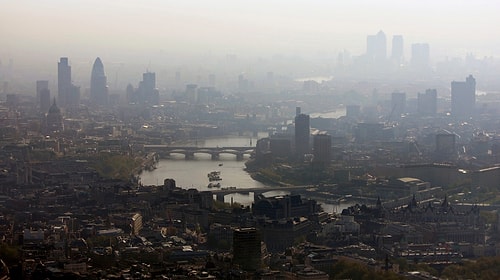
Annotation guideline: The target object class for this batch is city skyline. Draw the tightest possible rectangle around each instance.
[1,0,499,64]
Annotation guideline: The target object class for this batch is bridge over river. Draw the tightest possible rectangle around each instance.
[144,145,255,160]
[209,184,353,203]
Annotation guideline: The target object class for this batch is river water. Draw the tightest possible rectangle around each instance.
[140,109,350,211]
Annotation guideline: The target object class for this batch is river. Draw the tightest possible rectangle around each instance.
[140,109,351,211]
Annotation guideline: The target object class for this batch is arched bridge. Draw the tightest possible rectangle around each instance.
[143,145,255,160]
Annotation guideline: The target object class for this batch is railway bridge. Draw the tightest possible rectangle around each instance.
[143,145,255,160]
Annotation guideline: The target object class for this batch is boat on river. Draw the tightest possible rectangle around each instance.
[207,182,221,188]
[208,171,222,181]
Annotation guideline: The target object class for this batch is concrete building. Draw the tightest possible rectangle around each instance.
[391,35,404,64]
[451,75,476,118]
[233,227,262,271]
[367,30,387,63]
[57,57,71,107]
[295,113,310,160]
[313,133,331,164]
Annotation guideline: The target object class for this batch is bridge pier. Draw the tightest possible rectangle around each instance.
[236,153,244,160]
[211,153,219,160]
[185,152,194,160]
[216,193,225,203]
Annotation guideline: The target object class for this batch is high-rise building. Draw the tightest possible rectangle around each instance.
[313,133,332,164]
[36,80,50,113]
[233,228,262,271]
[90,57,108,107]
[141,72,159,105]
[417,89,437,116]
[411,43,430,69]
[391,92,406,119]
[294,113,310,160]
[367,30,387,62]
[57,57,71,107]
[127,72,160,105]
[451,75,476,118]
[391,35,404,64]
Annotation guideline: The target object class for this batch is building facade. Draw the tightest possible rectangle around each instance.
[90,57,109,107]
[451,75,476,118]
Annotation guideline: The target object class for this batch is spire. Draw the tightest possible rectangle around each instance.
[441,195,449,208]
[410,194,417,208]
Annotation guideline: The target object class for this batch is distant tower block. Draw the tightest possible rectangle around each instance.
[391,35,404,64]
[36,80,50,113]
[294,113,310,160]
[451,75,476,119]
[57,57,71,107]
[90,57,109,107]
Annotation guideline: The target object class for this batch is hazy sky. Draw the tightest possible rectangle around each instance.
[1,0,500,63]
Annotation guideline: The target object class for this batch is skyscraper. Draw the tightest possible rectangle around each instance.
[451,75,476,118]
[391,35,404,64]
[127,72,160,105]
[57,57,71,107]
[36,80,50,113]
[90,57,108,107]
[367,30,387,63]
[295,113,310,160]
[141,72,159,105]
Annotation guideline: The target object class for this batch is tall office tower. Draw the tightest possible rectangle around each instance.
[233,228,262,271]
[36,80,51,113]
[294,113,310,160]
[143,72,159,105]
[411,43,430,69]
[143,72,155,91]
[391,35,404,64]
[57,57,71,107]
[417,89,437,116]
[366,30,387,62]
[90,57,108,107]
[391,92,406,119]
[451,75,476,118]
[313,133,332,164]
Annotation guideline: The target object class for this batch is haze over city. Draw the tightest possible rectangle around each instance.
[3,1,500,279]
[2,0,500,89]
